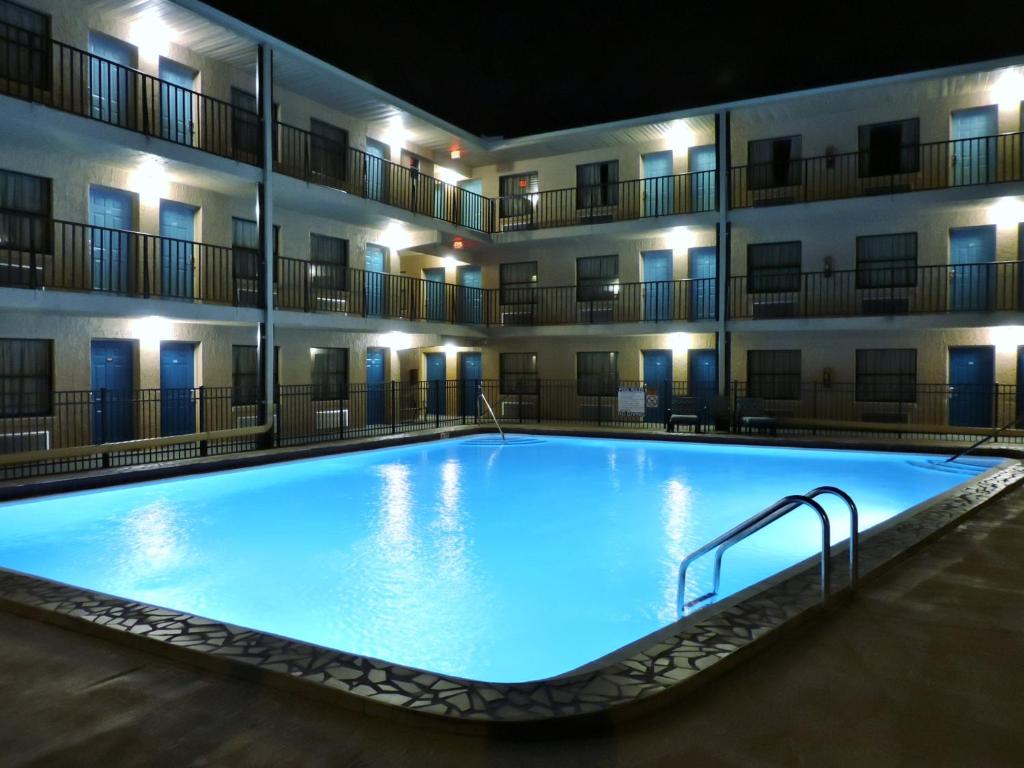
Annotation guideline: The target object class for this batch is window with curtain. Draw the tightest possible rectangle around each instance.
[747,242,801,293]
[747,136,801,189]
[856,233,918,288]
[0,0,50,89]
[0,168,52,253]
[310,233,348,291]
[230,88,259,163]
[311,347,348,401]
[500,352,538,395]
[858,118,920,177]
[499,261,537,304]
[498,172,538,218]
[577,351,618,396]
[231,218,278,279]
[576,255,619,301]
[576,161,619,208]
[747,350,801,400]
[310,119,348,184]
[0,338,52,416]
[231,345,259,406]
[856,349,917,403]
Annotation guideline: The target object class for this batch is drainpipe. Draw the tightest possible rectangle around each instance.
[258,44,276,446]
[716,108,731,397]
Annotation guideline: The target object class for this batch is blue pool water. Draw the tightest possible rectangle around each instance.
[0,436,997,682]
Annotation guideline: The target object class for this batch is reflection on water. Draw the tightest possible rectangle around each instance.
[376,463,414,558]
[434,459,468,581]
[660,477,693,621]
[118,499,189,574]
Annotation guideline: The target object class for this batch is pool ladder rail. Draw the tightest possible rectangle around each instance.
[477,384,505,442]
[676,486,859,617]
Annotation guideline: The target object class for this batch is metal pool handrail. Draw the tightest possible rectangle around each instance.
[676,487,858,616]
[478,384,505,441]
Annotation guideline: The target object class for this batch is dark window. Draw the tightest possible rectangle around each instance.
[498,172,538,218]
[0,168,52,253]
[0,0,50,90]
[576,161,619,208]
[499,261,537,304]
[500,353,538,395]
[748,136,802,189]
[858,118,920,177]
[856,349,917,403]
[747,242,801,293]
[311,347,348,401]
[232,217,278,280]
[310,233,348,291]
[856,233,918,288]
[231,345,259,406]
[577,351,618,396]
[747,350,801,400]
[230,88,259,163]
[576,255,619,301]
[0,338,52,416]
[310,119,348,184]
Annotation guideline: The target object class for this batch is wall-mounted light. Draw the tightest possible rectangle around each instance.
[988,196,1024,228]
[664,226,696,252]
[668,332,692,352]
[129,157,170,205]
[380,222,411,252]
[381,331,413,351]
[133,315,173,349]
[989,325,1024,352]
[992,68,1024,110]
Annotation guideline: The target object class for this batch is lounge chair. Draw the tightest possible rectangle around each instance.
[735,397,777,435]
[666,396,704,434]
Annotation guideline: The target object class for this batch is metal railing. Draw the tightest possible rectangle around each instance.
[0,22,260,164]
[728,261,1024,320]
[730,133,1024,209]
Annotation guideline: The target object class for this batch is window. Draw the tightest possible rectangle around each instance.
[500,353,538,395]
[576,161,619,208]
[499,261,537,304]
[311,347,348,401]
[498,172,538,218]
[856,349,917,403]
[747,350,801,400]
[747,242,801,293]
[0,338,51,416]
[0,168,51,253]
[856,233,917,288]
[858,118,919,177]
[231,88,259,163]
[309,119,348,184]
[577,351,618,396]
[232,217,279,280]
[748,136,801,189]
[310,233,348,291]
[231,345,259,406]
[0,0,50,90]
[576,255,619,301]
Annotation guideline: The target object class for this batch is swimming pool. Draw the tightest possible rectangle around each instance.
[0,436,999,683]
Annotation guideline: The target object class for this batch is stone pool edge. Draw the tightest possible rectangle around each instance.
[0,459,1021,733]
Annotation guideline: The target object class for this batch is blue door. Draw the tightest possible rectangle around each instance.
[950,225,996,311]
[425,267,446,322]
[642,250,673,321]
[457,265,482,324]
[364,244,386,317]
[88,33,136,126]
[459,179,483,230]
[89,186,133,292]
[90,340,134,443]
[364,139,387,201]
[160,200,196,299]
[952,105,998,186]
[689,247,718,320]
[160,341,196,436]
[642,349,672,423]
[366,347,386,425]
[948,346,995,428]
[460,352,482,418]
[689,145,717,211]
[159,58,196,146]
[426,352,446,416]
[688,349,718,400]
[642,151,673,216]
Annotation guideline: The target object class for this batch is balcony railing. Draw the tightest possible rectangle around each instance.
[728,262,1024,320]
[495,172,717,232]
[0,22,261,164]
[730,133,1024,209]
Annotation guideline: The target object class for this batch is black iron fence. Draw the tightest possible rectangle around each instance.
[729,262,1024,319]
[730,133,1024,209]
[4,380,1020,480]
[0,22,260,164]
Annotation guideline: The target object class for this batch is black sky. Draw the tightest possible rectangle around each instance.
[204,1,1024,138]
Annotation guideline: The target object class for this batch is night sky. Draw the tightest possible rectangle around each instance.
[205,1,1024,138]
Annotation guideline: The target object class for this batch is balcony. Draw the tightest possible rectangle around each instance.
[730,133,1024,209]
[728,262,1024,320]
[0,22,260,165]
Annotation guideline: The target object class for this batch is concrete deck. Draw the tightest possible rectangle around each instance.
[1,487,1023,766]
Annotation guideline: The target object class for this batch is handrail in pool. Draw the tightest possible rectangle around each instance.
[677,487,859,616]
[477,383,505,442]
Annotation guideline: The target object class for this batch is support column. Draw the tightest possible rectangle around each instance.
[258,44,276,444]
[715,108,731,397]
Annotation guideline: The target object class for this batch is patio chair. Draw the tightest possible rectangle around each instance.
[666,396,705,434]
[735,397,777,435]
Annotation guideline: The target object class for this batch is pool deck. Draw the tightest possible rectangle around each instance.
[1,471,1023,764]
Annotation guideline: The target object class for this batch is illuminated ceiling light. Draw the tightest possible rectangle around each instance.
[128,10,175,57]
[380,222,412,251]
[129,157,170,205]
[443,341,458,353]
[442,255,462,268]
[381,331,413,350]
[665,226,696,252]
[669,332,692,352]
[133,316,173,348]
[382,116,408,152]
[988,196,1024,227]
[433,165,467,185]
[664,120,694,152]
[992,68,1024,110]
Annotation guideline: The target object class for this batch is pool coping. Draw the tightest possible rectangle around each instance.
[0,438,1021,733]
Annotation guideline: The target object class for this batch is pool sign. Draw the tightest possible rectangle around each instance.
[645,387,659,408]
[617,387,645,415]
